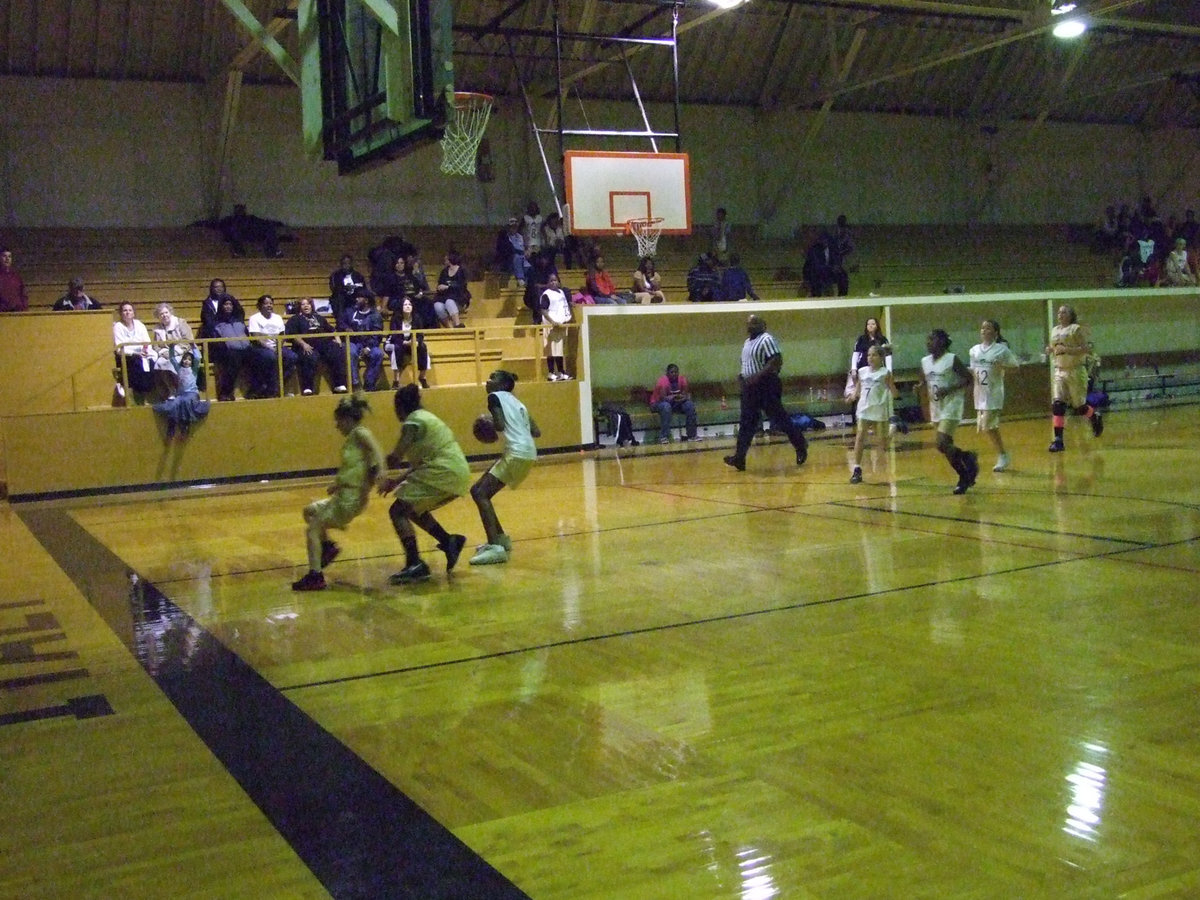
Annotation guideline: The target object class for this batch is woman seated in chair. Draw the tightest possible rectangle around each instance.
[385,296,431,389]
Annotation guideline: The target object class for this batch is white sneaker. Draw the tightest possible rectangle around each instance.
[115,383,125,399]
[302,388,314,396]
[559,373,573,381]
[469,544,510,565]
[993,453,1010,472]
[333,385,348,393]
[548,372,560,381]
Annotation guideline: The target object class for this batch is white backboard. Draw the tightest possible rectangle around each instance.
[564,151,692,235]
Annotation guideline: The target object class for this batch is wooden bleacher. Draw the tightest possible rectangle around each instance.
[4,222,1117,404]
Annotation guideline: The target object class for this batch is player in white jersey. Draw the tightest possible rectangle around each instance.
[919,329,979,494]
[469,370,541,566]
[848,345,899,484]
[969,319,1021,472]
[1045,304,1103,452]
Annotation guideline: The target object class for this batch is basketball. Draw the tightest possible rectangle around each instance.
[473,414,499,444]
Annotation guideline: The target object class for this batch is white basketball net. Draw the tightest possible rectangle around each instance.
[439,93,494,177]
[628,217,664,258]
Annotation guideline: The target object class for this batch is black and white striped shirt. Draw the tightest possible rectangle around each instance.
[740,331,782,378]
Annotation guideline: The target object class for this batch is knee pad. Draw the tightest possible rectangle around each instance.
[1052,400,1067,416]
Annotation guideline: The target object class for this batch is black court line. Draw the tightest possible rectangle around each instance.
[19,506,530,900]
[278,536,1160,693]
[827,499,1149,546]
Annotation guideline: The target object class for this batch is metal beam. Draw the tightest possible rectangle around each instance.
[815,0,1153,106]
[228,0,300,71]
[219,0,301,85]
[529,3,741,99]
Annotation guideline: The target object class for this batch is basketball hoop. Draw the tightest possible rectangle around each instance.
[440,92,494,177]
[627,217,664,258]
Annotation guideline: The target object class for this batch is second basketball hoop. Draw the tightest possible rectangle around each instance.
[440,92,494,177]
[627,217,664,258]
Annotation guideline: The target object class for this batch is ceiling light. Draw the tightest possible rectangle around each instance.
[709,0,750,9]
[1053,18,1087,38]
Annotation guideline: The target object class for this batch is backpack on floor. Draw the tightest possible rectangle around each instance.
[598,402,638,446]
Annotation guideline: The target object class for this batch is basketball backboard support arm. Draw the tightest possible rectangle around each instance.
[469,0,685,219]
[506,35,565,218]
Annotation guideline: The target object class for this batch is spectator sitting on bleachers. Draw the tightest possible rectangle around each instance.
[341,288,385,390]
[1174,209,1198,247]
[687,253,722,302]
[1116,240,1145,287]
[434,250,469,328]
[522,201,544,257]
[496,217,531,287]
[113,302,154,402]
[719,253,759,302]
[199,278,243,336]
[384,297,430,390]
[286,297,349,396]
[152,302,200,396]
[53,277,102,311]
[710,207,731,264]
[403,251,438,329]
[649,363,698,443]
[540,211,580,268]
[0,247,28,312]
[825,215,855,295]
[198,279,245,400]
[212,298,251,401]
[1096,205,1121,253]
[328,254,366,326]
[368,235,414,296]
[804,228,850,297]
[383,251,436,331]
[247,294,297,398]
[633,257,666,304]
[1164,237,1198,286]
[587,255,628,305]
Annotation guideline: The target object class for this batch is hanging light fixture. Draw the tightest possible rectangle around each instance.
[1050,2,1087,39]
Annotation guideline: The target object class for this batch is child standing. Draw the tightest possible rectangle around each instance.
[919,329,979,494]
[1046,304,1103,452]
[469,370,541,565]
[540,272,572,381]
[292,395,385,591]
[969,319,1021,471]
[849,345,899,484]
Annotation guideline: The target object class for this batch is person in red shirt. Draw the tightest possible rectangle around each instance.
[586,255,627,305]
[649,363,698,443]
[0,248,29,312]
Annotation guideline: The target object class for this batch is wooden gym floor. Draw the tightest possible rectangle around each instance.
[3,405,1199,899]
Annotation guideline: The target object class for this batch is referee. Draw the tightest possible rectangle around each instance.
[724,314,809,471]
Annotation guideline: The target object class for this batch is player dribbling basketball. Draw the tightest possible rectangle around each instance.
[469,370,540,565]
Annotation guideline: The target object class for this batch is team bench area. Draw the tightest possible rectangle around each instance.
[592,374,924,444]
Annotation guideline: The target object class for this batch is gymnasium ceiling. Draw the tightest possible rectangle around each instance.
[1,0,1198,130]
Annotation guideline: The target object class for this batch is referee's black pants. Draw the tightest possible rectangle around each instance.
[733,372,808,461]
